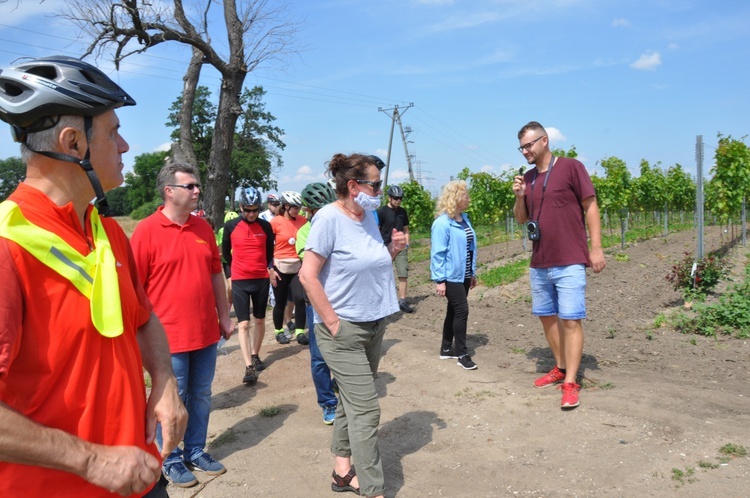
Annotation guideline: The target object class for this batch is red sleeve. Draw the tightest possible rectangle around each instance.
[129,220,151,290]
[0,239,23,378]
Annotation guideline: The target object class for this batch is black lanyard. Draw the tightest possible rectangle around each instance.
[529,156,555,222]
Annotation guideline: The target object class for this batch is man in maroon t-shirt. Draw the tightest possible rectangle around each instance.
[512,121,606,410]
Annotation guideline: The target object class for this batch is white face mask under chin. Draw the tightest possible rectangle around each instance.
[353,191,381,212]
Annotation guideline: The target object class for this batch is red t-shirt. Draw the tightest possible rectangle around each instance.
[0,184,158,497]
[130,207,223,353]
[522,157,596,268]
[223,216,275,280]
[270,214,307,260]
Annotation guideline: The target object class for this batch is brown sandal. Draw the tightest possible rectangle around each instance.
[331,466,360,495]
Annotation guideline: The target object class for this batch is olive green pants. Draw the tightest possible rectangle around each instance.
[315,318,386,498]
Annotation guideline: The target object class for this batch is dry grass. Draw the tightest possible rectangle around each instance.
[114,216,140,238]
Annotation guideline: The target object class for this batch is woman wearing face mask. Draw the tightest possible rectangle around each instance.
[299,153,405,498]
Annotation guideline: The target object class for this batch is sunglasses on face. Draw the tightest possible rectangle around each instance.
[168,183,201,191]
[243,207,260,213]
[355,179,383,191]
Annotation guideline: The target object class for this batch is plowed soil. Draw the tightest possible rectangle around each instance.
[167,225,750,498]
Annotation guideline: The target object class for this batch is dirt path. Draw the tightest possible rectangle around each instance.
[167,226,750,497]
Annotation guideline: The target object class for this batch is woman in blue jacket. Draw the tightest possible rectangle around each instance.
[430,180,478,370]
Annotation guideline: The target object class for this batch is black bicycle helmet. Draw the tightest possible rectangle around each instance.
[369,155,386,170]
[0,55,136,139]
[0,56,136,216]
[387,185,404,198]
[240,187,262,206]
[301,182,336,209]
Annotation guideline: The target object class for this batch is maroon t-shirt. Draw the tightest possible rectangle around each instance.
[522,157,596,269]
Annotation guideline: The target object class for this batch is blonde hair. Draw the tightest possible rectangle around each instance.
[436,180,468,219]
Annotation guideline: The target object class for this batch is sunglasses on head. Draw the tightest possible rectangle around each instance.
[168,183,201,191]
[243,207,260,213]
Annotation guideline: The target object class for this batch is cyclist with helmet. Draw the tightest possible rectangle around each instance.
[222,187,275,384]
[377,184,414,313]
[259,193,281,222]
[295,182,339,425]
[270,191,308,345]
[0,55,185,497]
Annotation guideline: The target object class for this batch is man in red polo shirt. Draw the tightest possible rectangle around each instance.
[131,163,232,487]
[0,56,186,497]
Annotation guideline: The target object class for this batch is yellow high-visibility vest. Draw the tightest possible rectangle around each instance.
[0,200,124,337]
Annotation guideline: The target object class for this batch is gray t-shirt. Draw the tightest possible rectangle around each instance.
[305,203,399,323]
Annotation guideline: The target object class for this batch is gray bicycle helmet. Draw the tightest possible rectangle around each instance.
[0,55,136,139]
[240,187,262,206]
[0,56,137,216]
[301,182,336,209]
[387,185,404,198]
[281,191,302,207]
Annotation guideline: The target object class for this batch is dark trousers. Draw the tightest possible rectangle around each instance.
[442,278,471,356]
[272,271,306,330]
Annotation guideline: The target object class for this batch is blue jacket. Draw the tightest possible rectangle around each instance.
[430,213,477,283]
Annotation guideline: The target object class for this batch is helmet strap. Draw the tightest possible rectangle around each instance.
[22,115,111,216]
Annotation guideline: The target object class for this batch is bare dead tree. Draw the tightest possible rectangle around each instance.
[64,0,299,228]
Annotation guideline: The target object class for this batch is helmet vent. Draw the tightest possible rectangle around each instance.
[25,66,58,80]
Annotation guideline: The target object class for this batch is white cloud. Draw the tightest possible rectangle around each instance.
[630,52,662,71]
[546,127,566,144]
[480,164,495,173]
[611,18,630,28]
[389,170,410,180]
[668,42,679,50]
[297,165,313,175]
[154,142,172,152]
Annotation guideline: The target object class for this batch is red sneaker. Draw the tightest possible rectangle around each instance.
[559,382,581,409]
[534,366,565,388]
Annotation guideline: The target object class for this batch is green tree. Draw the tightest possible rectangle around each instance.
[166,85,283,210]
[125,150,169,209]
[631,159,667,217]
[0,156,25,201]
[666,163,695,213]
[166,85,216,172]
[106,186,132,216]
[398,180,434,233]
[705,134,750,225]
[456,167,514,226]
[597,156,631,248]
[550,145,578,158]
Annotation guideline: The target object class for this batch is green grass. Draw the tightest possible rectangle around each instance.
[478,258,529,288]
[719,443,747,458]
[259,405,282,417]
[209,428,238,450]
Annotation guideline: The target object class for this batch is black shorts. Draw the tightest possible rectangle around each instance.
[232,278,270,322]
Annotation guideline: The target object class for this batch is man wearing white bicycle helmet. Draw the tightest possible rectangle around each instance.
[0,55,185,497]
[270,190,308,345]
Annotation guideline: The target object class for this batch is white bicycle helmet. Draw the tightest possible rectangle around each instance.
[280,190,302,207]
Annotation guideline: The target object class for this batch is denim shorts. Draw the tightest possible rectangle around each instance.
[529,264,587,320]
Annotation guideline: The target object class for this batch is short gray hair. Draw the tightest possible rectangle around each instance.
[21,115,84,163]
[156,162,199,200]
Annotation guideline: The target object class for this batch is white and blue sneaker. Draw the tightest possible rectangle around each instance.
[185,452,227,476]
[322,405,337,425]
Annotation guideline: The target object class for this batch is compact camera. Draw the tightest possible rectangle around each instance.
[526,221,541,241]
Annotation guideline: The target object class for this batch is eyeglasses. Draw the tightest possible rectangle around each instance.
[168,183,201,191]
[355,179,383,191]
[242,207,260,214]
[390,197,403,201]
[269,202,281,207]
[517,136,545,153]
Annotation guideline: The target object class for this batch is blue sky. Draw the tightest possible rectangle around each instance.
[1,0,748,197]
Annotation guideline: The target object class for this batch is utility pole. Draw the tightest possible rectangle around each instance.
[378,103,414,188]
[696,135,704,259]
